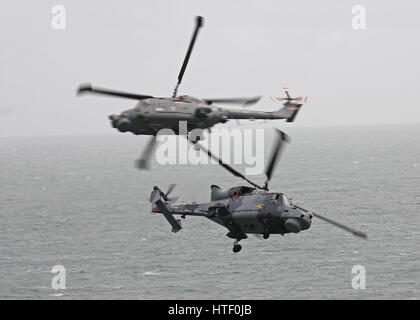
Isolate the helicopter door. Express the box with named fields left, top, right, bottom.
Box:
left=263, top=194, right=280, bottom=213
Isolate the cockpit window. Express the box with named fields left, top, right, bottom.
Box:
left=282, top=195, right=290, bottom=206
left=240, top=186, right=255, bottom=195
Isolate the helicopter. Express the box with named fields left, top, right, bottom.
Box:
left=76, top=16, right=307, bottom=169
left=149, top=129, right=367, bottom=253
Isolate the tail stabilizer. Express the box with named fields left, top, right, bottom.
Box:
left=155, top=200, right=182, bottom=233
left=271, top=89, right=307, bottom=122
left=272, top=101, right=304, bottom=122
left=285, top=102, right=303, bottom=122
left=149, top=186, right=182, bottom=232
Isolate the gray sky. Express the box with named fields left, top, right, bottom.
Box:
left=0, top=0, right=419, bottom=137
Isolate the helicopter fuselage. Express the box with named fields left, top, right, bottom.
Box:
left=110, top=97, right=222, bottom=135
left=108, top=96, right=292, bottom=136
left=77, top=15, right=307, bottom=170
left=150, top=185, right=313, bottom=240
left=147, top=127, right=367, bottom=253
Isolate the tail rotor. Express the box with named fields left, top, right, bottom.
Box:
left=271, top=88, right=308, bottom=104
left=163, top=184, right=179, bottom=203
left=271, top=88, right=307, bottom=122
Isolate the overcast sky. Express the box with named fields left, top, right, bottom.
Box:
left=0, top=0, right=419, bottom=137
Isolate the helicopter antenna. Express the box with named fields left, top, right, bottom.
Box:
left=172, top=16, right=204, bottom=98
left=190, top=128, right=289, bottom=191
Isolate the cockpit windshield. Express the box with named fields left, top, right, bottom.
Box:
left=271, top=193, right=283, bottom=204
left=178, top=95, right=202, bottom=103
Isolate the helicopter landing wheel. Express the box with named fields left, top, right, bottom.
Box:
left=232, top=239, right=242, bottom=253
left=232, top=244, right=242, bottom=253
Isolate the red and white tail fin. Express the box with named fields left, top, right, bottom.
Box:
left=270, top=88, right=307, bottom=122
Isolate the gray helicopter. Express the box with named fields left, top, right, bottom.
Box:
left=77, top=16, right=307, bottom=169
left=149, top=129, right=367, bottom=253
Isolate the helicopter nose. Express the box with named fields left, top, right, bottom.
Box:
left=109, top=115, right=132, bottom=132
left=298, top=211, right=312, bottom=231
left=283, top=208, right=312, bottom=233
left=284, top=218, right=302, bottom=233
left=116, top=118, right=132, bottom=132
left=108, top=114, right=119, bottom=125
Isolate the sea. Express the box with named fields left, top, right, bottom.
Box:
left=0, top=123, right=419, bottom=299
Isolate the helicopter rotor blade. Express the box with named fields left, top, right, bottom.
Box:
left=77, top=84, right=154, bottom=100
left=294, top=204, right=368, bottom=240
left=264, top=129, right=290, bottom=190
left=135, top=136, right=157, bottom=170
left=164, top=184, right=177, bottom=198
left=173, top=16, right=204, bottom=98
left=188, top=137, right=265, bottom=190
left=163, top=183, right=179, bottom=202
left=272, top=96, right=308, bottom=103
left=188, top=129, right=289, bottom=191
left=204, top=96, right=262, bottom=106
left=270, top=96, right=281, bottom=103
left=163, top=184, right=179, bottom=202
